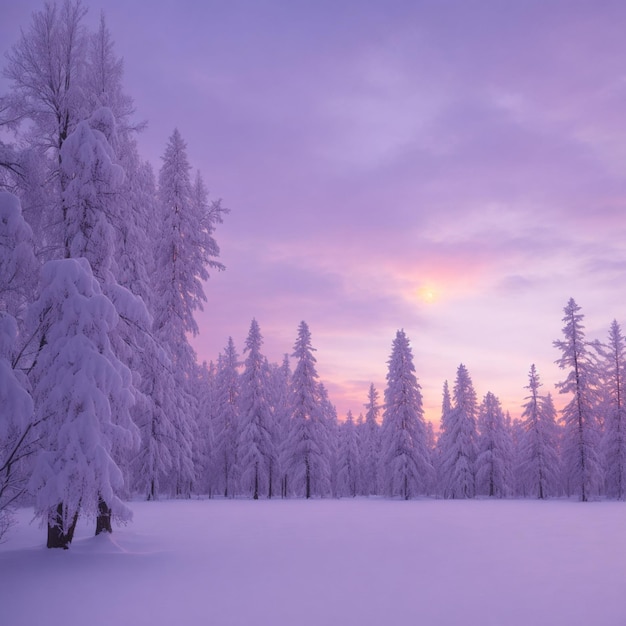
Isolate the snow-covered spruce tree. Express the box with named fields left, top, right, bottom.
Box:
left=599, top=320, right=626, bottom=499
left=285, top=321, right=331, bottom=498
left=517, top=365, right=561, bottom=499
left=214, top=337, right=241, bottom=497
left=434, top=380, right=452, bottom=494
left=0, top=191, right=38, bottom=537
left=318, top=382, right=338, bottom=497
left=238, top=319, right=276, bottom=499
left=28, top=259, right=138, bottom=548
left=438, top=364, right=478, bottom=499
left=336, top=411, right=360, bottom=497
left=359, top=383, right=381, bottom=495
left=149, top=129, right=224, bottom=497
left=194, top=361, right=217, bottom=497
left=553, top=298, right=602, bottom=501
left=475, top=392, right=512, bottom=498
left=272, top=354, right=292, bottom=498
left=379, top=330, right=433, bottom=500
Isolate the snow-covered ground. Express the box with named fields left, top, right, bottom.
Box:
left=1, top=498, right=625, bottom=626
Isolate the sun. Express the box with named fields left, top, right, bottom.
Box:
left=417, top=286, right=438, bottom=304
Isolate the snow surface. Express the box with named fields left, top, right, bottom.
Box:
left=1, top=499, right=625, bottom=626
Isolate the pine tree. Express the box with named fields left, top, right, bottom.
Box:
left=28, top=259, right=138, bottom=548
left=599, top=320, right=626, bottom=499
left=438, top=364, right=478, bottom=499
left=336, top=411, right=360, bottom=497
left=475, top=392, right=512, bottom=497
left=285, top=322, right=331, bottom=498
left=435, top=380, right=452, bottom=494
left=238, top=320, right=275, bottom=499
left=272, top=355, right=292, bottom=498
left=214, top=337, right=241, bottom=497
left=517, top=365, right=561, bottom=499
left=379, top=330, right=433, bottom=499
left=148, top=130, right=225, bottom=497
left=359, top=383, right=381, bottom=495
left=554, top=298, right=602, bottom=501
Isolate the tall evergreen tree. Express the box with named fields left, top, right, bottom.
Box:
left=214, top=337, right=241, bottom=497
left=599, top=320, right=626, bottom=499
left=359, top=383, right=381, bottom=495
left=336, top=411, right=360, bottom=497
left=379, top=330, right=433, bottom=499
left=554, top=298, right=602, bottom=501
left=438, top=364, right=478, bottom=499
left=238, top=320, right=275, bottom=499
left=475, top=392, right=512, bottom=498
left=272, top=355, right=292, bottom=498
left=284, top=321, right=331, bottom=498
left=517, top=365, right=561, bottom=499
left=28, top=259, right=138, bottom=548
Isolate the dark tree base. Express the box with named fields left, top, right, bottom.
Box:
left=95, top=497, right=112, bottom=535
left=47, top=503, right=78, bottom=549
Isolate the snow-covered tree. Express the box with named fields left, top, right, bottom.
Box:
left=284, top=321, right=331, bottom=498
left=359, top=383, right=381, bottom=495
left=214, top=337, right=241, bottom=497
left=0, top=191, right=38, bottom=539
left=28, top=259, right=138, bottom=548
left=517, top=365, right=560, bottom=499
left=438, top=364, right=478, bottom=499
left=379, top=330, right=433, bottom=499
left=599, top=320, right=626, bottom=499
left=3, top=1, right=88, bottom=157
left=336, top=411, right=360, bottom=497
left=238, top=320, right=275, bottom=499
left=434, top=380, right=452, bottom=493
left=154, top=129, right=224, bottom=344
left=475, top=392, right=512, bottom=498
left=554, top=298, right=602, bottom=501
left=60, top=108, right=124, bottom=276
left=272, top=354, right=292, bottom=498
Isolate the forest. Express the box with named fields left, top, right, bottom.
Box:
left=1, top=1, right=625, bottom=551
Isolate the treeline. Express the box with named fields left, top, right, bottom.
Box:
left=191, top=300, right=625, bottom=507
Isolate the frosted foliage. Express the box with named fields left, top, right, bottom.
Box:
left=238, top=320, right=275, bottom=498
left=554, top=299, right=602, bottom=501
left=3, top=1, right=88, bottom=153
left=475, top=392, right=512, bottom=498
left=518, top=365, right=561, bottom=499
left=379, top=330, right=433, bottom=499
left=214, top=338, right=241, bottom=498
left=154, top=130, right=223, bottom=340
left=84, top=14, right=134, bottom=128
left=28, top=259, right=137, bottom=531
left=0, top=314, right=33, bottom=438
left=600, top=320, right=626, bottom=499
left=359, top=383, right=381, bottom=495
left=60, top=114, right=124, bottom=279
left=438, top=364, right=478, bottom=499
left=285, top=322, right=332, bottom=498
left=336, top=411, right=360, bottom=497
left=0, top=192, right=37, bottom=318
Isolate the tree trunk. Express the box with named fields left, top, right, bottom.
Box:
left=305, top=457, right=311, bottom=499
left=47, top=503, right=78, bottom=549
left=95, top=496, right=112, bottom=535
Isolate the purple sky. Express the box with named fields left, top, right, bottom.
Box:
left=4, top=1, right=626, bottom=423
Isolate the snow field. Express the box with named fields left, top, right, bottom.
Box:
left=1, top=498, right=625, bottom=626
